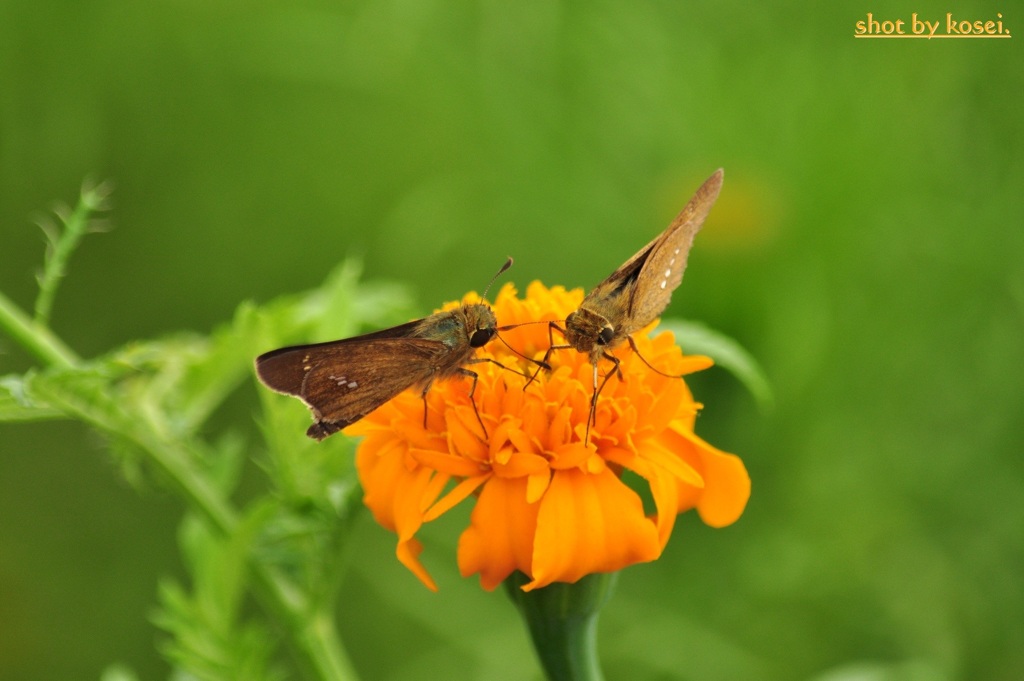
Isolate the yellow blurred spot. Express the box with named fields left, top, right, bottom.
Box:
left=655, top=169, right=783, bottom=252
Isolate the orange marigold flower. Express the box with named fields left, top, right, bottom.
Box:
left=345, top=281, right=750, bottom=592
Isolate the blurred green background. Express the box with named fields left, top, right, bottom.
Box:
left=2, top=0, right=1022, bottom=679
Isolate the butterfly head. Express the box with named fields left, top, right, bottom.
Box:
left=564, top=308, right=616, bottom=358
left=462, top=303, right=499, bottom=348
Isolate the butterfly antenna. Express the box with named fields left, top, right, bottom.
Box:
left=481, top=257, right=513, bottom=301
left=497, top=319, right=555, bottom=332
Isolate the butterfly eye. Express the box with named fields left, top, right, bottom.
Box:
left=470, top=327, right=495, bottom=348
left=597, top=326, right=615, bottom=345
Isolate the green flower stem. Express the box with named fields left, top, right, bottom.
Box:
left=0, top=289, right=80, bottom=367
left=505, top=571, right=618, bottom=681
left=292, top=611, right=359, bottom=681
left=3, top=299, right=358, bottom=681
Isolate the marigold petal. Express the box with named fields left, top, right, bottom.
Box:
left=392, top=417, right=446, bottom=452
left=549, top=442, right=593, bottom=470
left=526, top=470, right=552, bottom=503
left=699, top=456, right=749, bottom=527
left=500, top=376, right=529, bottom=411
left=624, top=445, right=681, bottom=547
left=679, top=354, right=715, bottom=374
left=669, top=427, right=751, bottom=527
left=639, top=438, right=705, bottom=489
left=596, top=402, right=637, bottom=447
left=458, top=476, right=539, bottom=591
left=357, top=440, right=446, bottom=590
left=391, top=467, right=433, bottom=542
left=389, top=467, right=440, bottom=590
left=591, top=394, right=629, bottom=443
left=585, top=453, right=607, bottom=475
left=487, top=418, right=517, bottom=460
left=445, top=407, right=488, bottom=461
left=356, top=441, right=407, bottom=532
left=600, top=446, right=636, bottom=471
left=517, top=395, right=549, bottom=436
left=396, top=537, right=438, bottom=592
left=424, top=474, right=490, bottom=522
left=419, top=470, right=451, bottom=513
left=493, top=450, right=550, bottom=478
left=688, top=437, right=750, bottom=528
left=524, top=468, right=660, bottom=591
left=507, top=426, right=540, bottom=456
left=410, top=447, right=485, bottom=478
left=546, top=405, right=574, bottom=450
left=644, top=377, right=688, bottom=436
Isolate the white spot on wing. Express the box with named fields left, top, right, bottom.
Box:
left=660, top=281, right=667, bottom=289
left=347, top=381, right=358, bottom=389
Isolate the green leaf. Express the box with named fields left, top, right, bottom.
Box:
left=25, top=364, right=140, bottom=435
left=167, top=300, right=288, bottom=435
left=657, top=318, right=774, bottom=408
left=252, top=258, right=416, bottom=351
left=0, top=373, right=64, bottom=421
left=154, top=510, right=286, bottom=681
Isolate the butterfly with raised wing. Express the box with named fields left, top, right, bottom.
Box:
left=539, top=169, right=724, bottom=439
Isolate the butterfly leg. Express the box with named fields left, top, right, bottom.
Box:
left=626, top=335, right=677, bottom=378
left=468, top=356, right=533, bottom=382
left=583, top=351, right=622, bottom=445
left=454, top=367, right=488, bottom=439
left=527, top=321, right=571, bottom=387
left=419, top=379, right=436, bottom=429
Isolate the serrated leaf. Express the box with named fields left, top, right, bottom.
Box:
left=33, top=180, right=112, bottom=325
left=0, top=374, right=64, bottom=421
left=26, top=365, right=139, bottom=434
left=658, top=318, right=774, bottom=408
left=252, top=258, right=415, bottom=352
left=171, top=302, right=270, bottom=434
left=155, top=511, right=285, bottom=681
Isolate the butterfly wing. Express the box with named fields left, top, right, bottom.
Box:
left=623, top=168, right=723, bottom=332
left=573, top=221, right=665, bottom=337
left=580, top=229, right=660, bottom=307
left=255, top=332, right=449, bottom=438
